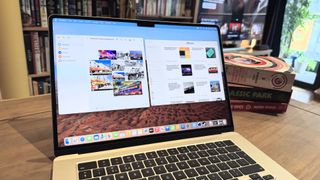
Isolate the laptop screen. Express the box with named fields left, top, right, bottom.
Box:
left=51, top=17, right=232, bottom=148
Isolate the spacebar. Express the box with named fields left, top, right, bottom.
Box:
left=239, top=164, right=265, bottom=175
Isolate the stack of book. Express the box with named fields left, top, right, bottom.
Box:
left=32, top=76, right=51, bottom=95
left=224, top=53, right=295, bottom=114
left=20, top=0, right=120, bottom=27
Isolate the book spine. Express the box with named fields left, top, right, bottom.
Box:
left=87, top=0, right=92, bottom=16
left=225, top=64, right=295, bottom=92
left=95, top=0, right=102, bottom=16
left=34, top=0, right=41, bottom=26
left=165, top=0, right=171, bottom=16
left=30, top=0, right=37, bottom=26
left=64, top=0, right=69, bottom=15
left=68, top=0, right=77, bottom=15
left=76, top=0, right=82, bottom=15
left=46, top=0, right=55, bottom=17
left=171, top=0, right=177, bottom=16
left=39, top=34, right=46, bottom=72
left=180, top=0, right=186, bottom=16
left=39, top=0, right=48, bottom=27
left=44, top=35, right=50, bottom=72
left=82, top=0, right=88, bottom=16
left=32, top=80, right=39, bottom=95
left=30, top=32, right=41, bottom=74
left=101, top=0, right=108, bottom=16
left=230, top=100, right=288, bottom=113
left=176, top=0, right=181, bottom=17
left=228, top=85, right=292, bottom=103
left=23, top=33, right=35, bottom=74
left=38, top=80, right=45, bottom=94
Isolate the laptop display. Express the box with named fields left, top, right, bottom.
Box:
left=51, top=17, right=232, bottom=148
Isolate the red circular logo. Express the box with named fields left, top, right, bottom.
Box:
left=271, top=73, right=287, bottom=89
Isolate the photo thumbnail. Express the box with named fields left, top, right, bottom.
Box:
left=112, top=60, right=125, bottom=71
left=206, top=48, right=216, bottom=58
left=181, top=64, right=193, bottom=76
left=208, top=67, right=218, bottom=74
left=179, top=47, right=190, bottom=59
left=125, top=66, right=144, bottom=80
left=210, top=81, right=221, bottom=92
left=113, top=81, right=142, bottom=96
left=112, top=72, right=126, bottom=82
left=116, top=51, right=130, bottom=60
left=129, top=50, right=143, bottom=60
left=89, top=60, right=112, bottom=75
left=98, top=50, right=117, bottom=59
left=90, top=75, right=113, bottom=91
left=183, top=82, right=195, bottom=94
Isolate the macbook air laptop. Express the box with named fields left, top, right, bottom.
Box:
left=49, top=15, right=296, bottom=180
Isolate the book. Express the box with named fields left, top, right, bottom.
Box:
left=76, top=0, right=82, bottom=15
left=46, top=0, right=56, bottom=16
left=87, top=0, right=92, bottom=16
left=30, top=32, right=41, bottom=74
left=30, top=0, right=37, bottom=26
left=64, top=0, right=69, bottom=15
left=39, top=34, right=46, bottom=72
left=228, top=83, right=292, bottom=103
left=23, top=33, right=34, bottom=74
left=20, top=0, right=32, bottom=26
left=44, top=35, right=50, bottom=72
left=224, top=53, right=295, bottom=92
left=82, top=0, right=88, bottom=16
left=32, top=80, right=39, bottom=95
left=39, top=0, right=48, bottom=27
left=68, top=0, right=77, bottom=15
left=34, top=0, right=41, bottom=26
left=230, top=100, right=288, bottom=113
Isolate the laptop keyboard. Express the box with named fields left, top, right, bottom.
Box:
left=77, top=140, right=274, bottom=180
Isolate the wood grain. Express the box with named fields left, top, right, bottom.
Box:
left=0, top=95, right=320, bottom=179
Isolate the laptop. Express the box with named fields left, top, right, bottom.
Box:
left=49, top=15, right=296, bottom=180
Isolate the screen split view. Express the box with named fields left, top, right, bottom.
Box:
left=53, top=19, right=229, bottom=146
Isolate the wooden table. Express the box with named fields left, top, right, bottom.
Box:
left=1, top=95, right=320, bottom=180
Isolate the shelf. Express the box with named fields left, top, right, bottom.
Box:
left=136, top=15, right=193, bottom=20
left=29, top=72, right=50, bottom=78
left=23, top=26, right=48, bottom=32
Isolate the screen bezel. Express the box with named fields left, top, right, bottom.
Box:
left=49, top=15, right=234, bottom=157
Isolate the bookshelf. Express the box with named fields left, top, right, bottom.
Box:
left=19, top=0, right=201, bottom=96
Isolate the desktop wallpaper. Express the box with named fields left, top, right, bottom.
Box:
left=57, top=101, right=231, bottom=146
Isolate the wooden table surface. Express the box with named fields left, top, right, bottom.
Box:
left=1, top=95, right=320, bottom=180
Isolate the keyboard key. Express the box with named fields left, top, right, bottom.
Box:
left=229, top=169, right=242, bottom=177
left=161, top=173, right=174, bottom=180
left=156, top=150, right=169, bottom=157
left=135, top=153, right=147, bottom=161
left=144, top=159, right=157, bottom=167
left=222, top=140, right=234, bottom=146
left=119, top=164, right=132, bottom=172
left=206, top=164, right=219, bottom=173
left=115, top=173, right=129, bottom=180
left=146, top=152, right=158, bottom=159
left=187, top=145, right=198, bottom=152
left=227, top=153, right=239, bottom=160
left=218, top=171, right=232, bottom=179
left=141, top=168, right=155, bottom=177
left=236, top=158, right=249, bottom=166
left=111, top=157, right=123, bottom=165
left=239, top=164, right=264, bottom=175
left=98, top=159, right=111, bottom=167
left=187, top=160, right=201, bottom=167
left=207, top=173, right=222, bottom=180
left=206, top=149, right=218, bottom=156
left=177, top=161, right=190, bottom=170
left=177, top=147, right=189, bottom=153
left=236, top=152, right=256, bottom=164
left=196, top=176, right=209, bottom=180
left=165, top=164, right=178, bottom=172
left=106, top=166, right=120, bottom=174
left=167, top=148, right=179, bottom=155
left=227, top=161, right=240, bottom=168
left=155, top=158, right=168, bottom=165
left=217, top=162, right=230, bottom=170
left=208, top=156, right=220, bottom=164
left=148, top=176, right=161, bottom=180
left=198, top=158, right=211, bottom=165
left=132, top=161, right=145, bottom=170
left=249, top=174, right=261, bottom=179
left=177, top=154, right=189, bottom=161
left=153, top=165, right=167, bottom=174
left=173, top=171, right=187, bottom=180
left=185, top=169, right=198, bottom=178
left=93, top=168, right=106, bottom=177
left=89, top=178, right=100, bottom=180
left=187, top=152, right=200, bottom=159
left=123, top=155, right=135, bottom=163
left=128, top=170, right=142, bottom=179
left=225, top=146, right=241, bottom=153
left=101, top=175, right=115, bottom=180
left=79, top=170, right=92, bottom=179
left=205, top=143, right=217, bottom=149
left=215, top=141, right=226, bottom=147
left=216, top=148, right=228, bottom=154
left=217, top=154, right=230, bottom=161
left=195, top=167, right=209, bottom=175
left=78, top=161, right=97, bottom=171
left=196, top=144, right=208, bottom=150
left=197, top=151, right=209, bottom=157
left=263, top=174, right=275, bottom=180
left=166, top=156, right=179, bottom=163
